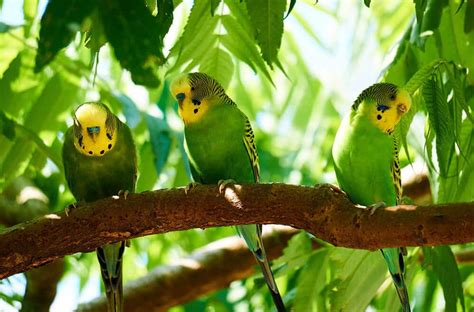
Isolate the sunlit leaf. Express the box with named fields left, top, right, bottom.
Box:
left=245, top=0, right=286, bottom=68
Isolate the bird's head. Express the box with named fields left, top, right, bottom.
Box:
left=354, top=83, right=412, bottom=134
left=170, top=72, right=230, bottom=125
left=72, top=102, right=117, bottom=157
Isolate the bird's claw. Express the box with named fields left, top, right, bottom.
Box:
left=65, top=203, right=77, bottom=217
left=114, top=190, right=129, bottom=200
left=328, top=184, right=345, bottom=195
left=218, top=179, right=236, bottom=194
left=368, top=202, right=386, bottom=215
left=184, top=182, right=200, bottom=195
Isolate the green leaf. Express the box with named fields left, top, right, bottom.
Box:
left=199, top=46, right=234, bottom=90
left=421, top=0, right=449, bottom=34
left=0, top=111, right=15, bottom=140
left=364, top=0, right=371, bottom=8
left=415, top=0, right=428, bottom=26
left=145, top=114, right=172, bottom=176
left=285, top=0, right=297, bottom=18
left=99, top=0, right=174, bottom=87
left=245, top=0, right=286, bottom=68
left=23, top=0, right=38, bottom=36
left=136, top=142, right=158, bottom=192
left=464, top=0, right=474, bottom=33
left=423, top=77, right=454, bottom=177
left=168, top=0, right=218, bottom=73
left=35, top=0, right=98, bottom=72
left=210, top=0, right=221, bottom=16
left=431, top=246, right=465, bottom=311
left=83, top=9, right=107, bottom=53
left=294, top=249, right=329, bottom=311
left=115, top=93, right=142, bottom=129
left=329, top=249, right=387, bottom=312
left=404, top=59, right=445, bottom=95
left=220, top=15, right=273, bottom=83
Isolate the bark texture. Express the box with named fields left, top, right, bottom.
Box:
left=1, top=183, right=473, bottom=279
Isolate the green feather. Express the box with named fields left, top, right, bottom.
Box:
left=177, top=73, right=286, bottom=312
left=62, top=103, right=137, bottom=312
left=332, top=83, right=411, bottom=312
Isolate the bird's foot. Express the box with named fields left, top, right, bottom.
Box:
left=113, top=190, right=129, bottom=200
left=368, top=202, right=386, bottom=215
left=184, top=182, right=200, bottom=195
left=218, top=179, right=236, bottom=194
left=65, top=203, right=77, bottom=217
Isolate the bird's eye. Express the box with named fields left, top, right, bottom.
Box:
left=377, top=104, right=389, bottom=112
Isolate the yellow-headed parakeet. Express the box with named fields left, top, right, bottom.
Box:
left=170, top=73, right=286, bottom=312
left=62, top=102, right=137, bottom=312
left=332, top=83, right=412, bottom=311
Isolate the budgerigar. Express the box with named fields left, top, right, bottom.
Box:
left=170, top=73, right=286, bottom=312
left=332, top=83, right=412, bottom=311
left=62, top=102, right=137, bottom=312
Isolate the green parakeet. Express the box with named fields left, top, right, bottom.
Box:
left=332, top=83, right=412, bottom=311
left=171, top=73, right=286, bottom=312
left=62, top=102, right=137, bottom=312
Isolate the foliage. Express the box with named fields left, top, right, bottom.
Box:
left=0, top=0, right=473, bottom=311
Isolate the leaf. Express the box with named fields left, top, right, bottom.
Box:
left=115, top=93, right=142, bottom=129
left=210, top=0, right=221, bottom=16
left=329, top=249, right=387, bottom=312
left=167, top=0, right=218, bottom=73
left=285, top=0, right=297, bottom=18
left=423, top=77, right=454, bottom=177
left=415, top=0, right=428, bottom=26
left=294, top=249, right=329, bottom=311
left=145, top=114, right=172, bottom=176
left=99, top=0, right=174, bottom=87
left=136, top=142, right=158, bottom=193
left=404, top=59, right=445, bottom=95
left=83, top=9, right=107, bottom=53
left=421, top=0, right=449, bottom=33
left=35, top=0, right=98, bottom=72
left=199, top=46, right=234, bottom=90
left=245, top=0, right=286, bottom=68
left=431, top=246, right=465, bottom=311
left=0, top=111, right=15, bottom=140
left=364, top=0, right=371, bottom=8
left=220, top=15, right=273, bottom=83
left=0, top=22, right=21, bottom=33
left=464, top=0, right=474, bottom=33
left=23, top=0, right=38, bottom=36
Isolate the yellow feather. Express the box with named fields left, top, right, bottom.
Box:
left=170, top=75, right=210, bottom=125
left=362, top=88, right=412, bottom=133
left=73, top=103, right=117, bottom=157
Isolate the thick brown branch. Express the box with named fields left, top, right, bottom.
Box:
left=77, top=226, right=300, bottom=312
left=1, top=183, right=473, bottom=279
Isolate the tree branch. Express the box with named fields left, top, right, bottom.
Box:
left=1, top=183, right=473, bottom=279
left=77, top=226, right=300, bottom=312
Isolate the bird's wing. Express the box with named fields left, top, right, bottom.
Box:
left=391, top=137, right=402, bottom=204
left=242, top=117, right=260, bottom=183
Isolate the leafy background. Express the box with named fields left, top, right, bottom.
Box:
left=0, top=0, right=473, bottom=311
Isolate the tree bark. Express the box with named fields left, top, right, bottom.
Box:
left=1, top=183, right=473, bottom=279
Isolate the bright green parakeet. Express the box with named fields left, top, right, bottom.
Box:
left=332, top=83, right=412, bottom=311
left=62, top=102, right=137, bottom=312
left=171, top=73, right=286, bottom=312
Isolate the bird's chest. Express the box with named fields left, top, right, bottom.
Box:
left=184, top=113, right=250, bottom=183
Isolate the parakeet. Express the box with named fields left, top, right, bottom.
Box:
left=62, top=102, right=137, bottom=312
left=171, top=73, right=286, bottom=312
left=332, top=83, right=412, bottom=311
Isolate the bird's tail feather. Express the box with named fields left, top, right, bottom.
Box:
left=381, top=248, right=411, bottom=312
left=237, top=224, right=286, bottom=312
left=97, top=242, right=125, bottom=312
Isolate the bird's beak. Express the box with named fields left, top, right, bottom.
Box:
left=397, top=104, right=407, bottom=114
left=87, top=126, right=100, bottom=141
